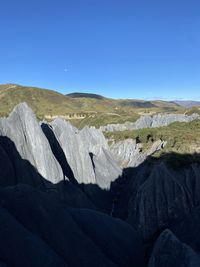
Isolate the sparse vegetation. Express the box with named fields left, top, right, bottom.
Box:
left=70, top=113, right=140, bottom=128
left=185, top=106, right=200, bottom=116
left=105, top=119, right=200, bottom=155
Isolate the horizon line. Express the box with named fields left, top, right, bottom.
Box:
left=1, top=82, right=200, bottom=102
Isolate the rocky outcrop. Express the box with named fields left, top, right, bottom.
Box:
left=148, top=229, right=200, bottom=267
left=50, top=118, right=96, bottom=185
left=45, top=118, right=122, bottom=189
left=1, top=102, right=200, bottom=266
left=110, top=138, right=166, bottom=168
left=0, top=103, right=64, bottom=187
left=0, top=103, right=96, bottom=209
left=0, top=103, right=121, bottom=190
left=100, top=113, right=199, bottom=132
left=127, top=162, right=200, bottom=241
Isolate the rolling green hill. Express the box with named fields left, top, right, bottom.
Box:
left=0, top=83, right=184, bottom=127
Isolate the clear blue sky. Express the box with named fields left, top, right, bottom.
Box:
left=0, top=0, right=200, bottom=100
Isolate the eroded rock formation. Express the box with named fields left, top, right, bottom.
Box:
left=100, top=113, right=199, bottom=132
left=0, top=102, right=200, bottom=267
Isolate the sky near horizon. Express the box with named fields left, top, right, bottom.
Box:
left=0, top=0, right=200, bottom=100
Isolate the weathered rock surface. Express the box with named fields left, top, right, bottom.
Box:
left=80, top=125, right=108, bottom=149
left=127, top=162, right=200, bottom=241
left=50, top=118, right=96, bottom=185
left=100, top=113, right=199, bottom=132
left=0, top=103, right=96, bottom=209
left=1, top=102, right=200, bottom=266
left=110, top=138, right=166, bottom=168
left=0, top=103, right=64, bottom=186
left=148, top=229, right=200, bottom=267
left=46, top=118, right=122, bottom=189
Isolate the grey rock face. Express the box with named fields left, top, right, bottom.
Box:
left=148, top=230, right=200, bottom=267
left=80, top=125, right=108, bottom=149
left=51, top=118, right=96, bottom=185
left=151, top=113, right=199, bottom=128
left=133, top=115, right=152, bottom=129
left=127, top=162, right=200, bottom=241
left=50, top=119, right=122, bottom=189
left=110, top=139, right=140, bottom=167
left=100, top=113, right=199, bottom=132
left=0, top=103, right=64, bottom=186
left=91, top=146, right=122, bottom=189
left=110, top=139, right=166, bottom=168
left=80, top=126, right=122, bottom=188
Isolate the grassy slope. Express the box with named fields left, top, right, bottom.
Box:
left=0, top=84, right=183, bottom=127
left=0, top=84, right=80, bottom=116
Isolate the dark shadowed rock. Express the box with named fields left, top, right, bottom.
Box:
left=0, top=184, right=145, bottom=267
left=0, top=207, right=68, bottom=267
left=171, top=206, right=200, bottom=252
left=148, top=229, right=200, bottom=267
left=126, top=161, right=200, bottom=241
left=0, top=262, right=9, bottom=267
left=0, top=143, right=15, bottom=186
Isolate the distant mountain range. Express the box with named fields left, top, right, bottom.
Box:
left=66, top=93, right=200, bottom=109
left=174, top=100, right=200, bottom=108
